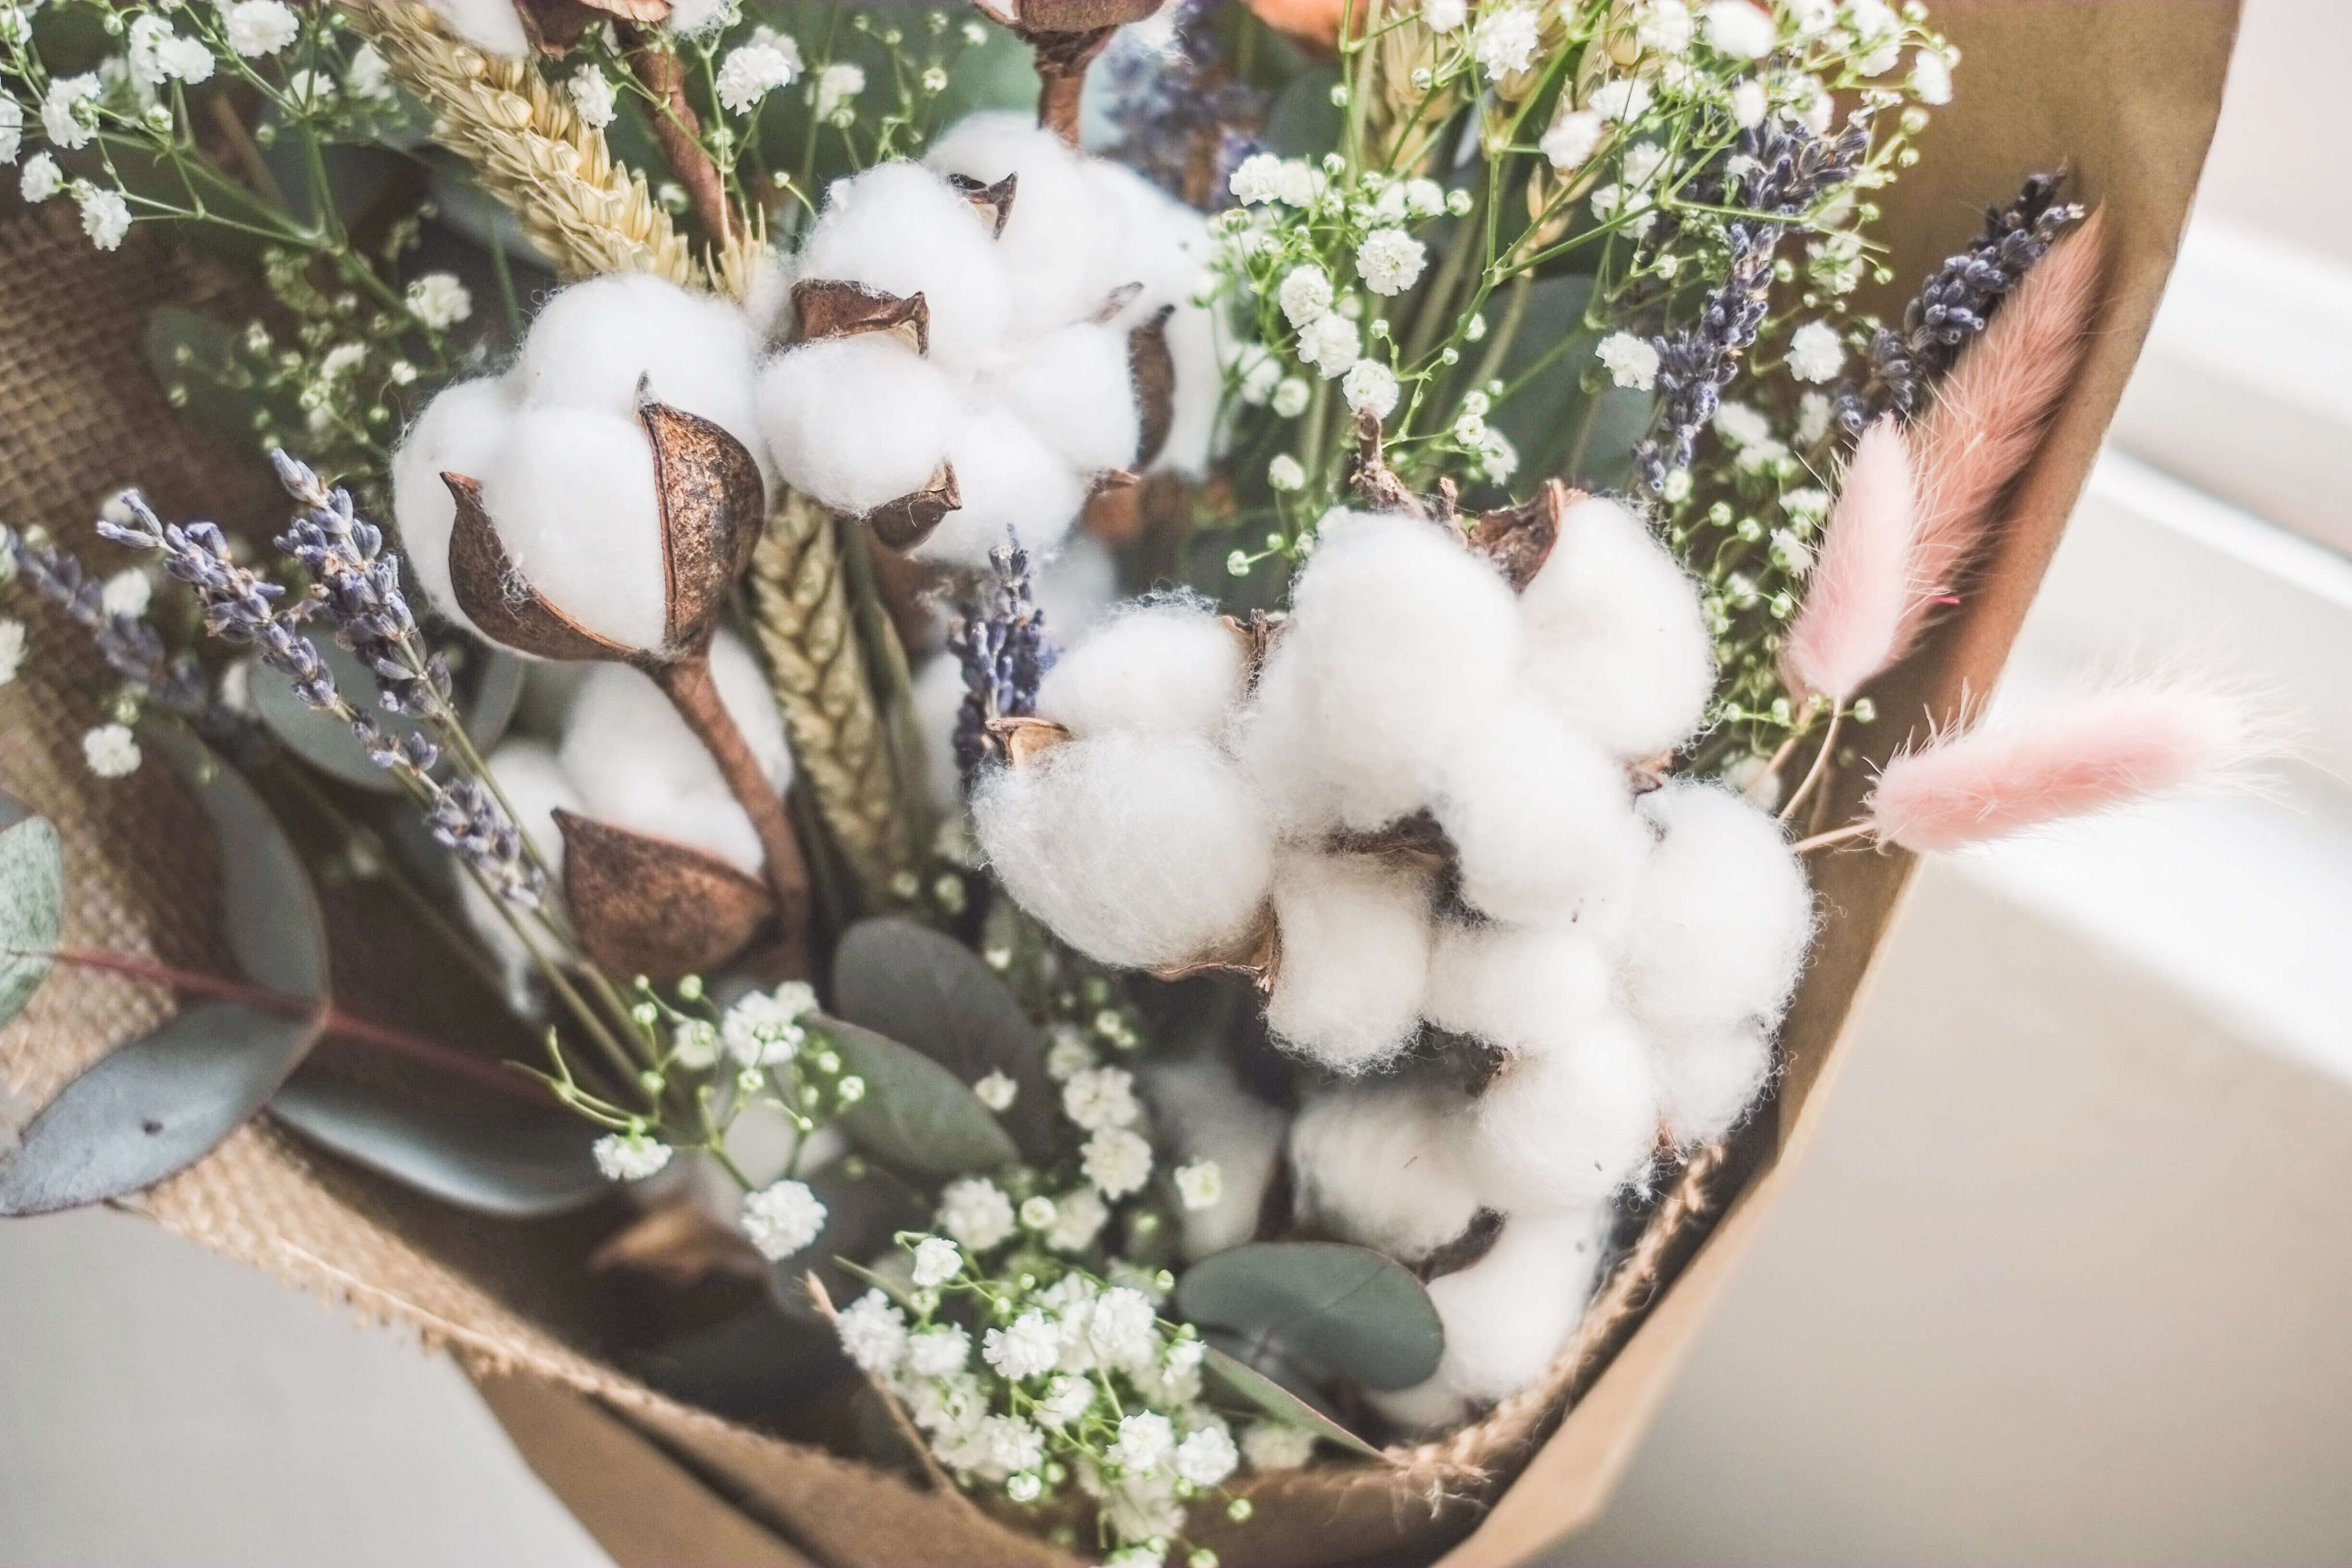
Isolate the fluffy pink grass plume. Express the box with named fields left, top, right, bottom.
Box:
left=1865, top=675, right=2269, bottom=853
left=1900, top=207, right=2108, bottom=659
left=1781, top=418, right=1918, bottom=701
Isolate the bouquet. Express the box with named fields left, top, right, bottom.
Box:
left=0, top=0, right=2247, bottom=1562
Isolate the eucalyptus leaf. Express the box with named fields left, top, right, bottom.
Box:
left=0, top=733, right=328, bottom=1215
left=269, top=1071, right=605, bottom=1219
left=636, top=1300, right=841, bottom=1420
left=0, top=795, right=62, bottom=1030
left=1200, top=1342, right=1384, bottom=1460
left=830, top=918, right=1054, bottom=1157
left=1260, top=64, right=1345, bottom=160
left=819, top=1016, right=1020, bottom=1178
left=253, top=640, right=525, bottom=793
left=1177, top=1241, right=1444, bottom=1391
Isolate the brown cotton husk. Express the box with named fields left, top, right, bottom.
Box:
left=982, top=715, right=1071, bottom=766
left=1347, top=408, right=1428, bottom=518
left=1127, top=304, right=1178, bottom=470
left=443, top=474, right=636, bottom=663
left=863, top=467, right=961, bottom=552
left=554, top=809, right=774, bottom=984
left=1469, top=478, right=1583, bottom=593
left=944, top=171, right=1020, bottom=238
left=590, top=1199, right=768, bottom=1288
left=0, top=5, right=2239, bottom=1566
left=790, top=279, right=932, bottom=355
left=512, top=0, right=670, bottom=57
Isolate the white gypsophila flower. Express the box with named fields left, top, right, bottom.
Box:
left=721, top=980, right=816, bottom=1064
left=1910, top=48, right=1953, bottom=104
left=1228, top=151, right=1283, bottom=204
left=81, top=723, right=141, bottom=778
left=973, top=1070, right=1018, bottom=1111
left=716, top=41, right=800, bottom=113
left=938, top=1175, right=1017, bottom=1250
left=1470, top=5, right=1540, bottom=80
left=1421, top=0, right=1465, bottom=32
left=1479, top=428, right=1519, bottom=483
left=1701, top=0, right=1774, bottom=59
left=318, top=342, right=366, bottom=382
left=1175, top=1424, right=1239, bottom=1487
left=348, top=42, right=394, bottom=99
left=1356, top=228, right=1426, bottom=296
left=41, top=74, right=100, bottom=152
left=1086, top=1286, right=1157, bottom=1368
left=1370, top=181, right=1409, bottom=224
left=99, top=568, right=152, bottom=618
left=671, top=1018, right=719, bottom=1069
left=591, top=1132, right=672, bottom=1182
left=1596, top=331, right=1659, bottom=390
left=1341, top=359, right=1399, bottom=420
left=405, top=273, right=472, bottom=328
left=1174, top=1160, right=1223, bottom=1211
left=1270, top=376, right=1312, bottom=419
left=1796, top=390, right=1833, bottom=445
left=1788, top=76, right=1833, bottom=134
left=740, top=1178, right=827, bottom=1260
left=1539, top=107, right=1605, bottom=171
left=911, top=1234, right=962, bottom=1287
left=1241, top=1420, right=1316, bottom=1470
left=284, top=68, right=337, bottom=110
left=1635, top=0, right=1693, bottom=52
left=1770, top=525, right=1815, bottom=575
left=0, top=621, right=25, bottom=686
left=835, top=1288, right=908, bottom=1373
left=1713, top=399, right=1771, bottom=446
left=981, top=1308, right=1062, bottom=1380
left=127, top=15, right=173, bottom=88
left=223, top=0, right=300, bottom=57
left=1061, top=1065, right=1140, bottom=1132
left=0, top=98, right=18, bottom=164
left=1452, top=412, right=1487, bottom=446
left=1296, top=313, right=1361, bottom=378
left=1730, top=76, right=1768, bottom=127
left=1271, top=157, right=1321, bottom=207
left=1587, top=76, right=1653, bottom=122
left=1266, top=454, right=1306, bottom=493
left=1786, top=319, right=1846, bottom=382
left=1043, top=1023, right=1095, bottom=1079
left=1082, top=1126, right=1152, bottom=1199
left=1046, top=1186, right=1108, bottom=1252
left=981, top=1414, right=1046, bottom=1474
left=1238, top=351, right=1283, bottom=408
left=1622, top=141, right=1668, bottom=188
left=814, top=61, right=864, bottom=119
left=569, top=65, right=618, bottom=129
left=1848, top=0, right=1900, bottom=42
left=906, top=1323, right=971, bottom=1377
left=1735, top=436, right=1791, bottom=473
left=1108, top=1411, right=1175, bottom=1477
left=1786, top=0, right=1833, bottom=33
left=1404, top=176, right=1446, bottom=218
left=1036, top=1373, right=1094, bottom=1429
left=1019, top=1195, right=1057, bottom=1231
left=1781, top=487, right=1831, bottom=520
left=1277, top=264, right=1333, bottom=328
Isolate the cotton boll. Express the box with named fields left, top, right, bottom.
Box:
left=458, top=741, right=579, bottom=1015
left=424, top=0, right=528, bottom=55
left=662, top=0, right=729, bottom=33
left=798, top=162, right=1013, bottom=373
left=477, top=407, right=667, bottom=651
left=1652, top=1021, right=1771, bottom=1148
left=513, top=274, right=766, bottom=470
left=983, top=323, right=1142, bottom=474
left=390, top=375, right=519, bottom=639
left=1368, top=1206, right=1612, bottom=1432
left=1235, top=512, right=1518, bottom=833
left=1421, top=921, right=1612, bottom=1055
left=1143, top=1054, right=1289, bottom=1260
left=1034, top=599, right=1244, bottom=740
left=1461, top=1013, right=1658, bottom=1211
left=912, top=652, right=970, bottom=814
left=1264, top=850, right=1432, bottom=1073
left=1434, top=697, right=1646, bottom=927
left=973, top=731, right=1275, bottom=970
left=1084, top=160, right=1225, bottom=477
left=926, top=114, right=1127, bottom=333
left=1033, top=533, right=1119, bottom=642
left=758, top=336, right=961, bottom=515
left=922, top=405, right=1086, bottom=567
left=1287, top=1083, right=1480, bottom=1263
left=1616, top=780, right=1813, bottom=1036
left=1518, top=497, right=1714, bottom=760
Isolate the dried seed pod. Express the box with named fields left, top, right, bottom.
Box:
left=1469, top=477, right=1583, bottom=591
left=984, top=714, right=1073, bottom=766
left=1345, top=408, right=1428, bottom=518
left=1128, top=304, right=1178, bottom=470
left=512, top=0, right=668, bottom=54
left=944, top=171, right=1020, bottom=237
left=555, top=808, right=776, bottom=982
left=789, top=279, right=931, bottom=355
left=866, top=466, right=962, bottom=551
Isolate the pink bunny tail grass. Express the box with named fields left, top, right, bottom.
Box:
left=1864, top=675, right=2276, bottom=854
left=1898, top=207, right=2109, bottom=658
left=1781, top=417, right=1920, bottom=702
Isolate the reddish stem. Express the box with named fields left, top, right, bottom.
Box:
left=628, top=36, right=733, bottom=246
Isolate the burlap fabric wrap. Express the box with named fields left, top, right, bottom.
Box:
left=0, top=3, right=2238, bottom=1562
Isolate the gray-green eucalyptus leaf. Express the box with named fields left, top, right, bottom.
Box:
left=0, top=795, right=62, bottom=1030
left=268, top=1071, right=604, bottom=1219
left=1177, top=1241, right=1444, bottom=1392
left=1200, top=1342, right=1383, bottom=1460
left=819, top=1016, right=1020, bottom=1178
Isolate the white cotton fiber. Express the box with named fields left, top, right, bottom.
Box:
left=757, top=336, right=961, bottom=516
left=662, top=0, right=729, bottom=33
left=1614, top=780, right=1813, bottom=1036
left=1034, top=598, right=1244, bottom=741
left=1652, top=1021, right=1771, bottom=1148
left=1518, top=497, right=1715, bottom=760
left=983, top=323, right=1143, bottom=474
left=390, top=374, right=519, bottom=640
left=1368, top=1205, right=1612, bottom=1432
left=1084, top=158, right=1226, bottom=477
left=476, top=406, right=668, bottom=651
left=1287, top=1083, right=1480, bottom=1264
left=1264, top=850, right=1433, bottom=1073
left=1434, top=696, right=1647, bottom=928
left=425, top=0, right=528, bottom=55
left=972, top=731, right=1276, bottom=970
left=1235, top=512, right=1519, bottom=834
left=922, top=405, right=1086, bottom=567
left=912, top=652, right=969, bottom=814
left=513, top=273, right=767, bottom=471
left=459, top=740, right=579, bottom=1016
left=1034, top=533, right=1119, bottom=643
left=1143, top=1054, right=1289, bottom=1260
left=1421, top=921, right=1613, bottom=1056
left=926, top=113, right=1127, bottom=334
left=1461, top=1013, right=1658, bottom=1211
left=797, top=162, right=1013, bottom=374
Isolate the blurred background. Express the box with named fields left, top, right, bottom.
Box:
left=3, top=0, right=2347, bottom=1562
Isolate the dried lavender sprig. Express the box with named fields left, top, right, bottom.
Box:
left=1100, top=0, right=1267, bottom=204
left=1834, top=172, right=2084, bottom=432
left=270, top=449, right=452, bottom=718
left=2, top=522, right=216, bottom=723
left=1634, top=114, right=1876, bottom=493
left=946, top=534, right=1058, bottom=786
